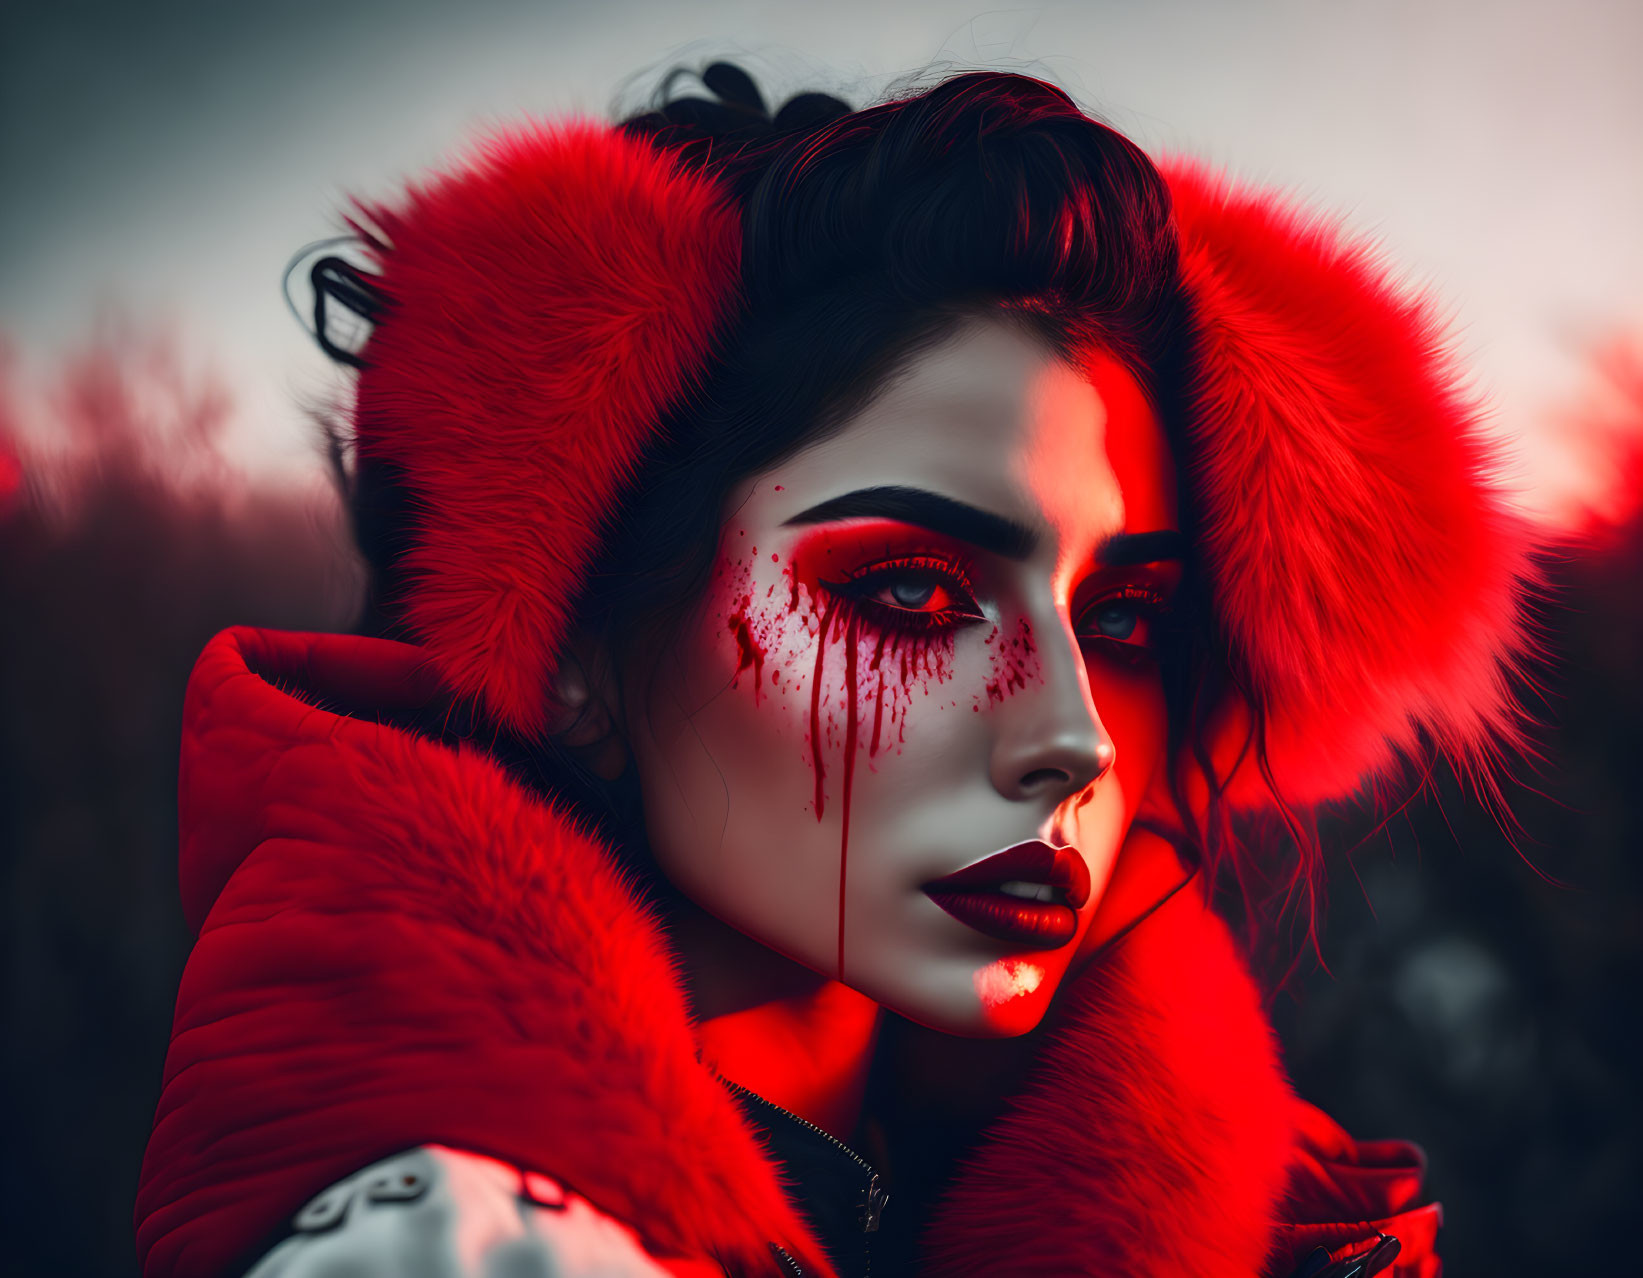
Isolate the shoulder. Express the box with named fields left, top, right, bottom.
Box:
left=244, top=1146, right=722, bottom=1278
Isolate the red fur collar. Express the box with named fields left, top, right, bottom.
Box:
left=137, top=628, right=1427, bottom=1278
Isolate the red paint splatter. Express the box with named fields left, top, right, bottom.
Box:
left=747, top=565, right=963, bottom=977
left=736, top=544, right=966, bottom=922
left=983, top=616, right=1041, bottom=707
left=727, top=612, right=766, bottom=702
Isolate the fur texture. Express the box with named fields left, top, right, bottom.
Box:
left=136, top=630, right=1438, bottom=1277
left=351, top=122, right=739, bottom=739
left=350, top=122, right=1531, bottom=810
left=920, top=885, right=1296, bottom=1276
left=139, top=629, right=832, bottom=1278
left=1164, top=160, right=1533, bottom=805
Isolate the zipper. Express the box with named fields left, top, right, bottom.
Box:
left=719, top=1075, right=877, bottom=1177
left=719, top=1074, right=890, bottom=1239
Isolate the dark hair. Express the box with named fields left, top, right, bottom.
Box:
left=335, top=64, right=1272, bottom=937
left=595, top=66, right=1184, bottom=645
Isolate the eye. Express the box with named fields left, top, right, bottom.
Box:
left=1088, top=601, right=1140, bottom=641
left=887, top=578, right=935, bottom=608
left=874, top=573, right=951, bottom=612
left=825, top=555, right=986, bottom=630
left=1075, top=586, right=1167, bottom=649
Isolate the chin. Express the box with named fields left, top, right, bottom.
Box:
left=854, top=950, right=1068, bottom=1038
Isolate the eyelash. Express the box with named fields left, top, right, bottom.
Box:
left=821, top=554, right=986, bottom=633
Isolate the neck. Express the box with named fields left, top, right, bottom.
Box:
left=664, top=889, right=881, bottom=1143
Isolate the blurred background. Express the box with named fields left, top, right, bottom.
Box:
left=2, top=2, right=1639, bottom=1274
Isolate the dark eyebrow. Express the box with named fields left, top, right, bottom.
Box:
left=1097, top=529, right=1189, bottom=567
left=781, top=486, right=1037, bottom=560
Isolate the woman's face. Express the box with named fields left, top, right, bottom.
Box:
left=625, top=317, right=1182, bottom=1036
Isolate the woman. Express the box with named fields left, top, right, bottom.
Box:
left=135, top=66, right=1529, bottom=1277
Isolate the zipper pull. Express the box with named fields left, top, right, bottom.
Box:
left=861, top=1173, right=889, bottom=1233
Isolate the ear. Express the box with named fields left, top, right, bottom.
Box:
left=546, top=632, right=630, bottom=782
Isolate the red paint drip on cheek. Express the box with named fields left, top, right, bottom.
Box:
left=837, top=611, right=860, bottom=982
left=786, top=575, right=963, bottom=981
left=868, top=630, right=889, bottom=756
left=791, top=586, right=867, bottom=981
left=809, top=596, right=839, bottom=820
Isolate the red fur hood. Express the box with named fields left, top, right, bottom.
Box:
left=343, top=118, right=1532, bottom=814
left=135, top=628, right=1441, bottom=1277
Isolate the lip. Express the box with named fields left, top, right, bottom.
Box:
left=922, top=840, right=1093, bottom=950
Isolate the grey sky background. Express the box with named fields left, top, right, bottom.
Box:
left=4, top=0, right=1640, bottom=512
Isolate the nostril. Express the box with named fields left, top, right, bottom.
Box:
left=1019, top=766, right=1072, bottom=790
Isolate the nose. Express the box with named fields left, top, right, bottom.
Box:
left=987, top=619, right=1115, bottom=804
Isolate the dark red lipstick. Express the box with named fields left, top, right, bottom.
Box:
left=923, top=840, right=1092, bottom=949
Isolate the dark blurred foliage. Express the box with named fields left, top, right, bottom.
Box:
left=0, top=333, right=362, bottom=1278
left=0, top=331, right=1637, bottom=1277
left=1272, top=338, right=1643, bottom=1274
